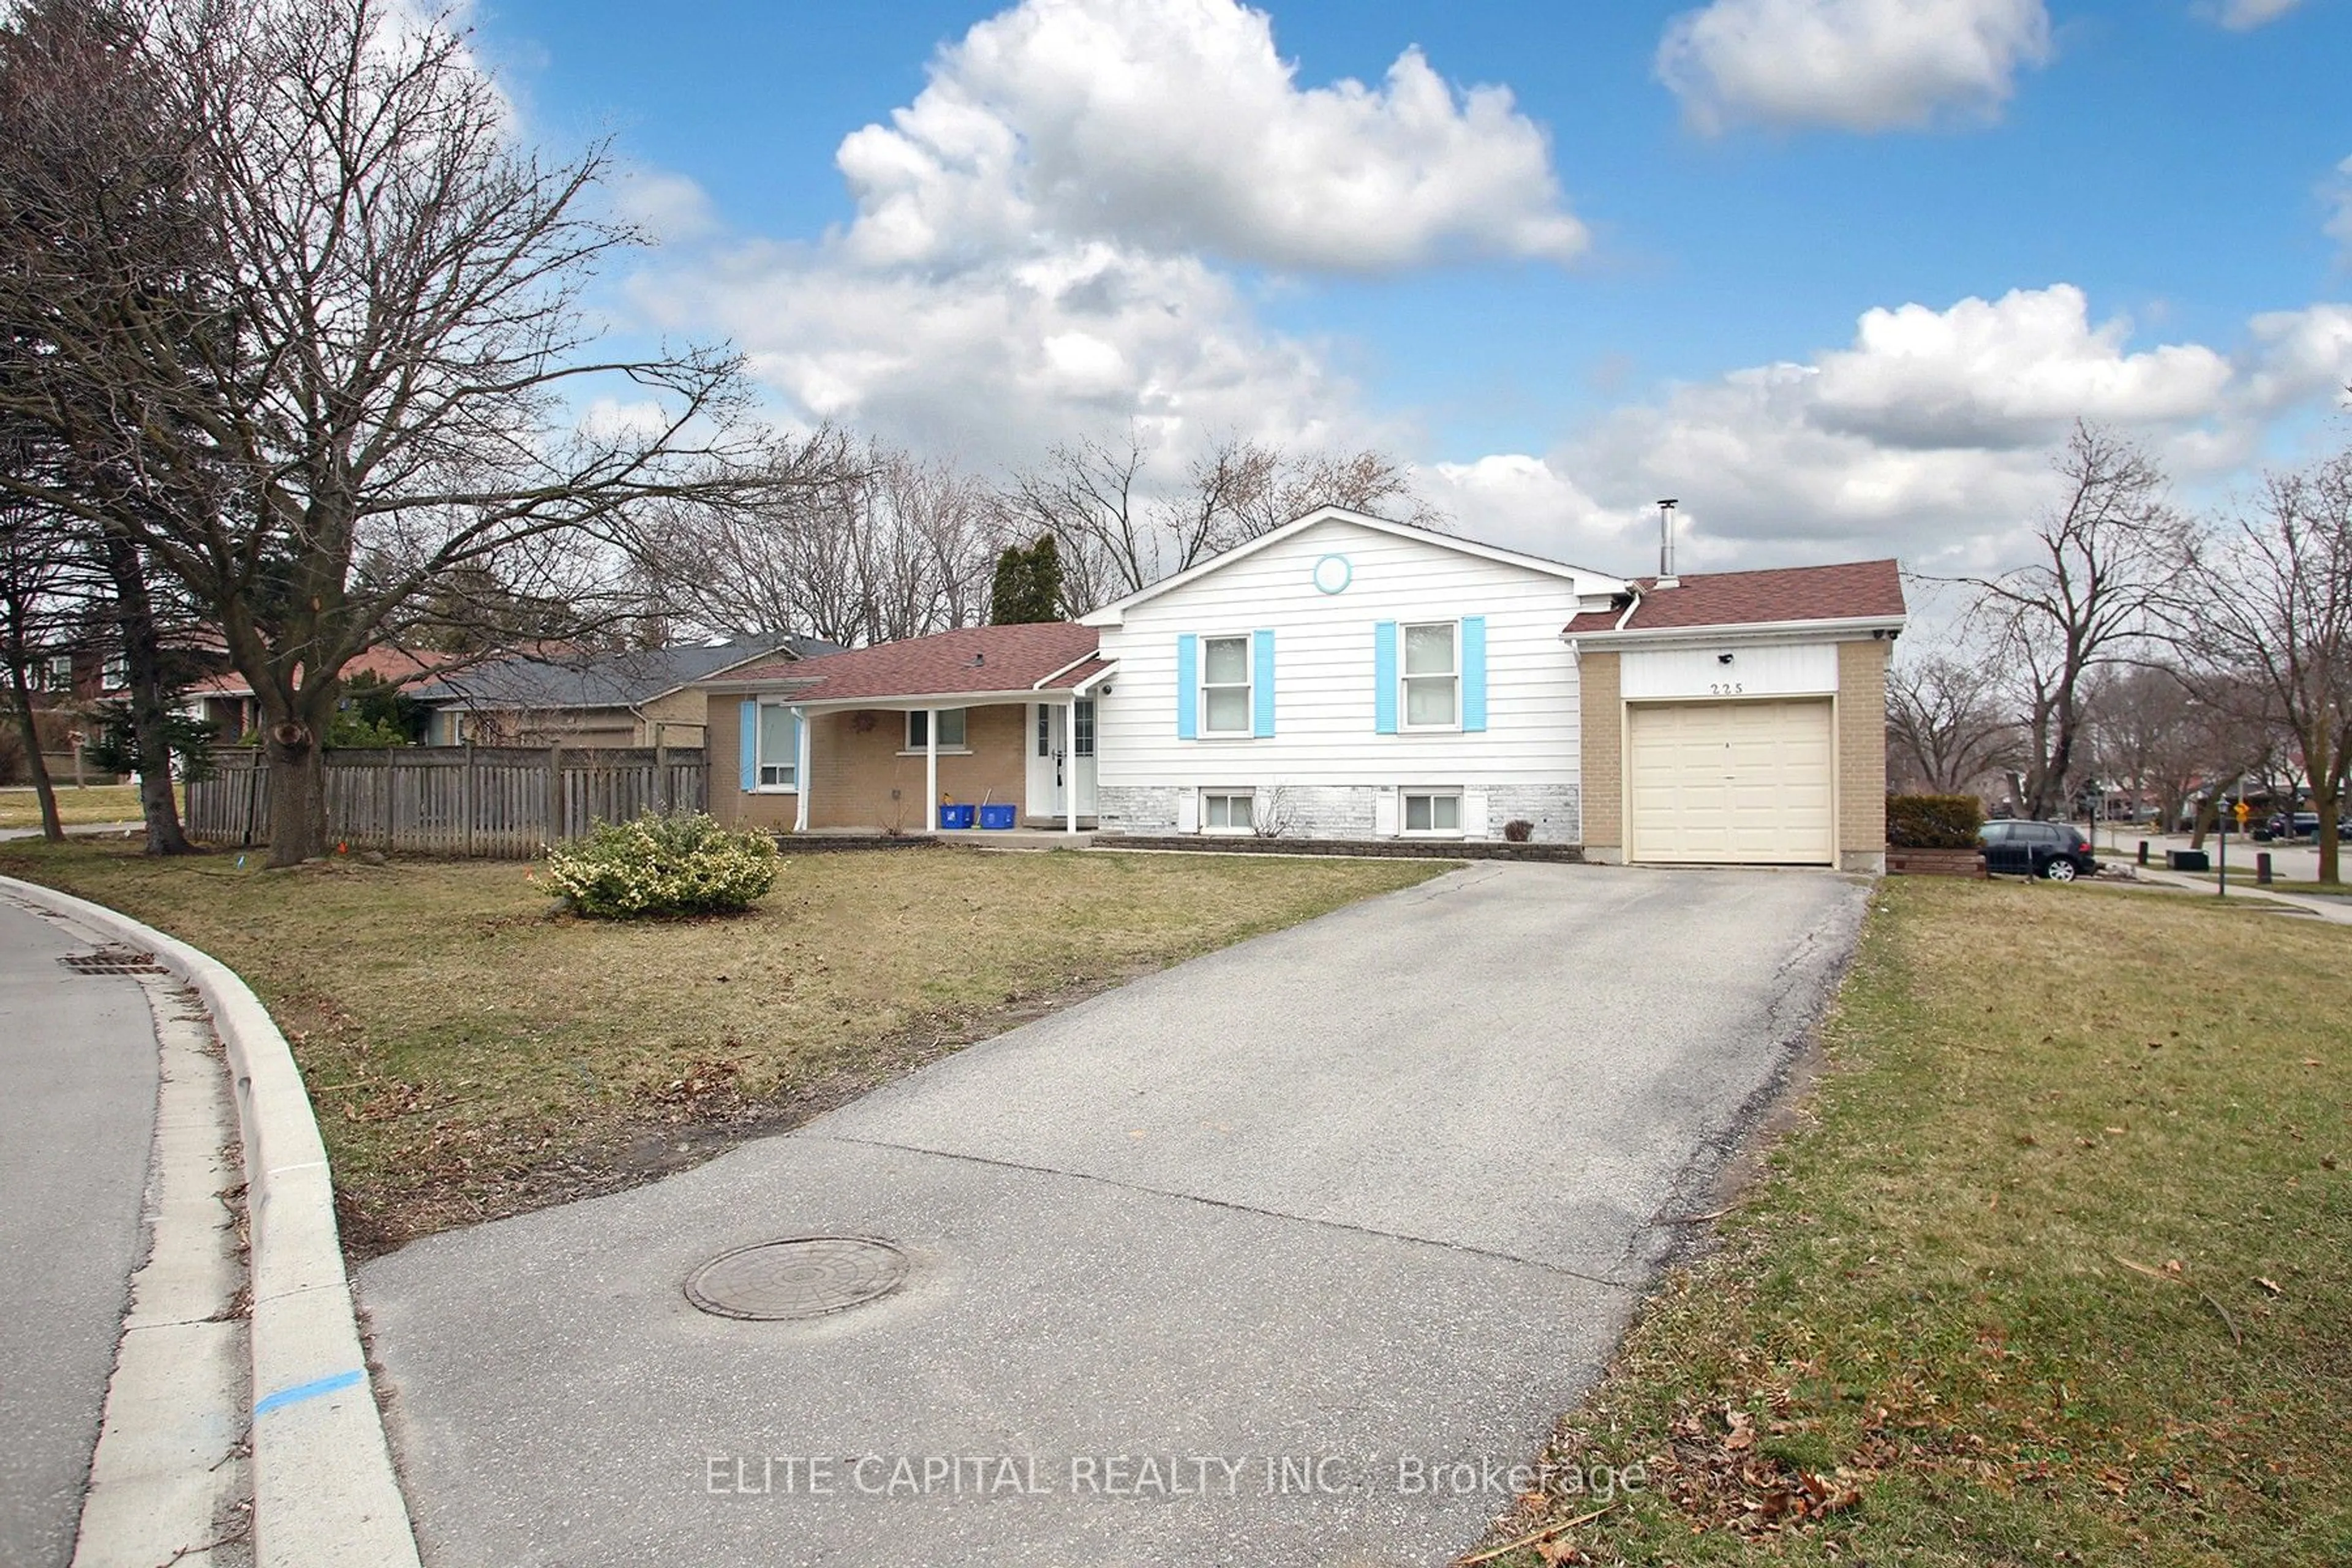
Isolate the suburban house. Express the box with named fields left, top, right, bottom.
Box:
left=699, top=623, right=1109, bottom=834
left=410, top=638, right=834, bottom=748
left=179, top=644, right=453, bottom=742
left=698, top=507, right=1905, bottom=867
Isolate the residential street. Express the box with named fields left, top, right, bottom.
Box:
left=360, top=862, right=1868, bottom=1567
left=0, top=897, right=159, bottom=1566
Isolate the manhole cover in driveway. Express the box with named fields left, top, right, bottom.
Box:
left=685, top=1237, right=908, bottom=1321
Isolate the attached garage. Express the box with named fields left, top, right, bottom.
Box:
left=1626, top=698, right=1835, bottom=864
left=1566, top=560, right=1908, bottom=873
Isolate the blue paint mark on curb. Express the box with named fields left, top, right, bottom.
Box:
left=254, top=1368, right=364, bottom=1417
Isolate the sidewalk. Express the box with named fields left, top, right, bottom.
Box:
left=2129, top=864, right=2352, bottom=925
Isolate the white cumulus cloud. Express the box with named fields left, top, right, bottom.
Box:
left=1657, top=0, right=2054, bottom=135
left=2199, top=0, right=2307, bottom=29
left=834, top=0, right=1585, bottom=271
left=1529, top=287, right=2352, bottom=576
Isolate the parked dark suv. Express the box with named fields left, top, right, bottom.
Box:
left=1978, top=820, right=2098, bottom=881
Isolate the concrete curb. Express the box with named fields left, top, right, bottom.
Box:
left=1, top=874, right=424, bottom=1568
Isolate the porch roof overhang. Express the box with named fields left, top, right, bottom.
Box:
left=715, top=658, right=1116, bottom=713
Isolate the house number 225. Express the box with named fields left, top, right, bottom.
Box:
left=1708, top=680, right=1745, bottom=695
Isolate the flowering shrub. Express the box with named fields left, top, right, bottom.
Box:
left=544, top=813, right=778, bottom=919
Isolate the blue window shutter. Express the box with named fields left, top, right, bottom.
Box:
left=738, top=699, right=758, bottom=792
left=1373, top=621, right=1398, bottom=734
left=1251, top=629, right=1275, bottom=738
left=1175, top=634, right=1198, bottom=739
left=1461, top=616, right=1488, bottom=733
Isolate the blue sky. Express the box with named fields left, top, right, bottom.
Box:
left=469, top=0, right=2352, bottom=578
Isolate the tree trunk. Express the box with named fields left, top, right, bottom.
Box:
left=2318, top=788, right=2342, bottom=886
left=263, top=719, right=328, bottom=865
left=5, top=668, right=62, bottom=841
left=102, top=533, right=194, bottom=854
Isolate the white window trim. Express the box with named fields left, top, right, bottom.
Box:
left=1198, top=635, right=1254, bottom=738
left=753, top=701, right=799, bottom=793
left=1399, top=620, right=1461, bottom=733
left=902, top=709, right=970, bottom=755
left=1400, top=788, right=1465, bottom=838
left=1199, top=789, right=1256, bottom=835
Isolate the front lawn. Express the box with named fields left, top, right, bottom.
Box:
left=0, top=839, right=1446, bottom=1252
left=0, top=782, right=148, bottom=829
left=1473, top=878, right=2350, bottom=1567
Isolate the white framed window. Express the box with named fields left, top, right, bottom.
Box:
left=755, top=702, right=797, bottom=790
left=1401, top=622, right=1458, bottom=729
left=905, top=708, right=967, bottom=751
left=1200, top=636, right=1251, bottom=735
left=102, top=654, right=129, bottom=689
left=1202, top=791, right=1254, bottom=833
left=1037, top=706, right=1051, bottom=758
left=1073, top=698, right=1095, bottom=758
left=42, top=653, right=73, bottom=692
left=1403, top=790, right=1462, bottom=834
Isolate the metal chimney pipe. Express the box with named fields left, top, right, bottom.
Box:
left=1656, top=499, right=1678, bottom=578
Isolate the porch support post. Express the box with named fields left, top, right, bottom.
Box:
left=794, top=706, right=810, bottom=832
left=925, top=707, right=939, bottom=832
left=1065, top=696, right=1078, bottom=834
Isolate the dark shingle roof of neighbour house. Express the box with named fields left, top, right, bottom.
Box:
left=702, top=624, right=1102, bottom=704
left=1561, top=559, right=1906, bottom=637
left=412, top=637, right=835, bottom=712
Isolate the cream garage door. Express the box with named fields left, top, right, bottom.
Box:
left=1627, top=699, right=1835, bottom=864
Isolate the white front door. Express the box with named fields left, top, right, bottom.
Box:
left=1029, top=701, right=1099, bottom=821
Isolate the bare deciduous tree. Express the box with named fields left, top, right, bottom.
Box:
left=0, top=0, right=787, bottom=863
left=2082, top=662, right=2212, bottom=834
left=2183, top=453, right=2352, bottom=883
left=1887, top=645, right=2018, bottom=796
left=628, top=435, right=1002, bottom=647
left=1951, top=423, right=2184, bottom=820
left=1003, top=429, right=1443, bottom=612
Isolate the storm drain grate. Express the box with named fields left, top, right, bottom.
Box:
left=59, top=946, right=168, bottom=976
left=685, top=1236, right=908, bottom=1321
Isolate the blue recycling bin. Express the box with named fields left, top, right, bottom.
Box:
left=978, top=803, right=1017, bottom=830
left=937, top=804, right=976, bottom=830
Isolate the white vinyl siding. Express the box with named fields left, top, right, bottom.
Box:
left=1093, top=517, right=1602, bottom=791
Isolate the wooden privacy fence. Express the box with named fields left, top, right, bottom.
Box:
left=184, top=745, right=708, bottom=857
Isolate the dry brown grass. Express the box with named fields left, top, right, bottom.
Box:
left=1472, top=879, right=2351, bottom=1567
left=0, top=838, right=1446, bottom=1251
left=0, top=782, right=147, bottom=829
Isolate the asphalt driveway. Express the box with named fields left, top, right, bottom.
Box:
left=359, top=861, right=1866, bottom=1567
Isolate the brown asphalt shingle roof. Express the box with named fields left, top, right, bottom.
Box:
left=707, top=623, right=1101, bottom=703
left=1562, top=559, right=1905, bottom=635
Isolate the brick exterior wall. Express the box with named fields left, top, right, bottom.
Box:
left=1577, top=650, right=1623, bottom=862
left=708, top=699, right=1030, bottom=832
left=1098, top=782, right=1578, bottom=843
left=1838, top=638, right=1891, bottom=873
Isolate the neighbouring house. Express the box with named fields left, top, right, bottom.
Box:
left=699, top=622, right=1109, bottom=833
left=409, top=638, right=834, bottom=748
left=1079, top=506, right=1904, bottom=870
left=179, top=644, right=455, bottom=742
